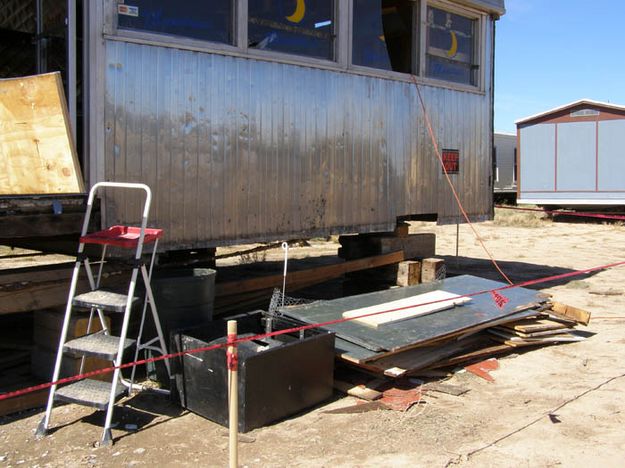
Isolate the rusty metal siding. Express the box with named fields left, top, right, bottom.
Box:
left=102, top=30, right=493, bottom=248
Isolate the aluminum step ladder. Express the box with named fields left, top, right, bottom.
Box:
left=36, top=182, right=170, bottom=446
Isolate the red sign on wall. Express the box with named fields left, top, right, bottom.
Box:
left=442, top=149, right=460, bottom=174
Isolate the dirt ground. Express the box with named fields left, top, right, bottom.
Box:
left=2, top=208, right=625, bottom=467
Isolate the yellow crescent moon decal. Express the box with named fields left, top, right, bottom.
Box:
left=447, top=31, right=458, bottom=58
left=286, top=0, right=306, bottom=23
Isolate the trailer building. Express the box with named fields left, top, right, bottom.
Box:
left=516, top=99, right=625, bottom=208
left=1, top=0, right=506, bottom=251
left=493, top=132, right=517, bottom=200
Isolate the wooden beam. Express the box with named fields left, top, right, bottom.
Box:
left=215, top=251, right=405, bottom=297
left=0, top=388, right=48, bottom=417
left=0, top=266, right=129, bottom=315
left=0, top=212, right=85, bottom=238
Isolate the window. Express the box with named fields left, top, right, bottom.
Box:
left=117, top=1, right=233, bottom=45
left=513, top=148, right=517, bottom=183
left=110, top=1, right=487, bottom=90
left=352, top=0, right=415, bottom=73
left=248, top=1, right=335, bottom=60
left=426, top=6, right=477, bottom=86
left=571, top=109, right=600, bottom=117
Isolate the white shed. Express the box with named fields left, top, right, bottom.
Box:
left=516, top=100, right=625, bottom=207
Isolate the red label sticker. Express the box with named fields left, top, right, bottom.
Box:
left=490, top=290, right=509, bottom=309
left=442, top=149, right=460, bottom=174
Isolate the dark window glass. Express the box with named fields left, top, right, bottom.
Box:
left=352, top=0, right=414, bottom=73
left=248, top=1, right=334, bottom=60
left=426, top=6, right=476, bottom=85
left=117, top=1, right=233, bottom=45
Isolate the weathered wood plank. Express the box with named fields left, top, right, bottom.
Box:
left=550, top=302, right=591, bottom=325
left=0, top=388, right=48, bottom=417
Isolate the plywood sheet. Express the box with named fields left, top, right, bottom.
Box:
left=282, top=275, right=547, bottom=363
left=0, top=72, right=84, bottom=195
left=342, top=290, right=471, bottom=328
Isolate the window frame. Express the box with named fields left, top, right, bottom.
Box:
left=348, top=0, right=421, bottom=78
left=422, top=0, right=485, bottom=90
left=104, top=0, right=487, bottom=93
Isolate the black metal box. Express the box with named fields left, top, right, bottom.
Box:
left=171, top=311, right=335, bottom=432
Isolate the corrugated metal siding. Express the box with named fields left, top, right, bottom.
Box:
left=102, top=40, right=493, bottom=248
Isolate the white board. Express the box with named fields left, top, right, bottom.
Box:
left=342, top=290, right=471, bottom=328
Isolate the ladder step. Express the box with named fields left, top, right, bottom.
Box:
left=73, top=290, right=139, bottom=313
left=55, top=379, right=126, bottom=410
left=64, top=332, right=136, bottom=360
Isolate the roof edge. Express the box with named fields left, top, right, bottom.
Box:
left=454, top=0, right=506, bottom=16
left=515, top=99, right=625, bottom=126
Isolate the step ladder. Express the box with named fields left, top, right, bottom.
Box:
left=36, top=182, right=170, bottom=446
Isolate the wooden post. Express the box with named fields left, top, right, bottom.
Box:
left=421, top=258, right=446, bottom=283
left=227, top=320, right=238, bottom=468
left=396, top=260, right=422, bottom=286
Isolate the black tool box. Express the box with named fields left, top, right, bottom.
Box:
left=171, top=311, right=335, bottom=432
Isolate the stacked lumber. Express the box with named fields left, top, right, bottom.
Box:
left=351, top=301, right=591, bottom=379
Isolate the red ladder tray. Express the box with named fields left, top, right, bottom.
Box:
left=80, top=225, right=163, bottom=248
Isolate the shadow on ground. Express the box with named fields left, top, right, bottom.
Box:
left=442, top=255, right=599, bottom=289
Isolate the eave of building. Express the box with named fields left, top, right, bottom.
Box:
left=515, top=99, right=625, bottom=127
left=457, top=0, right=506, bottom=17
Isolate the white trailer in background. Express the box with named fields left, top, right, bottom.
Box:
left=493, top=132, right=517, bottom=202
left=516, top=99, right=625, bottom=208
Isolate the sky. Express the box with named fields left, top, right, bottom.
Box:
left=494, top=0, right=625, bottom=133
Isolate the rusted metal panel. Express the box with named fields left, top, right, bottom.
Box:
left=101, top=38, right=494, bottom=248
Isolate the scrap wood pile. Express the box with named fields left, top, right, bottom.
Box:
left=327, top=301, right=591, bottom=412
left=350, top=300, right=591, bottom=380
left=278, top=275, right=592, bottom=410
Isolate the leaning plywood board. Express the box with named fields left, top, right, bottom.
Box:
left=342, top=290, right=471, bottom=328
left=0, top=72, right=84, bottom=195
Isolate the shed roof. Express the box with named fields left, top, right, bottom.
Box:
left=515, top=99, right=625, bottom=126
left=459, top=0, right=506, bottom=16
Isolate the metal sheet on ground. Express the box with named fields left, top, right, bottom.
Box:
left=281, top=275, right=546, bottom=362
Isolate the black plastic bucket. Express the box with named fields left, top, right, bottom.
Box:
left=146, top=268, right=216, bottom=386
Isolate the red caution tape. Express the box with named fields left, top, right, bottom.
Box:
left=1, top=259, right=625, bottom=403
left=226, top=332, right=238, bottom=371
left=227, top=352, right=239, bottom=372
